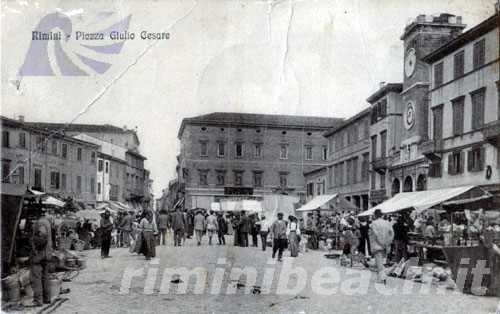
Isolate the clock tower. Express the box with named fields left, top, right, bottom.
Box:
left=400, top=13, right=466, bottom=140
left=388, top=13, right=466, bottom=193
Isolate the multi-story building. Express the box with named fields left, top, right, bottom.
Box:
left=73, top=133, right=127, bottom=203
left=384, top=13, right=467, bottom=196
left=27, top=122, right=150, bottom=205
left=421, top=12, right=499, bottom=196
left=315, top=108, right=372, bottom=211
left=1, top=116, right=98, bottom=207
left=367, top=83, right=403, bottom=205
left=126, top=149, right=148, bottom=204
left=177, top=112, right=343, bottom=210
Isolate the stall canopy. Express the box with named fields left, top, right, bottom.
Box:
left=219, top=199, right=263, bottom=212
left=358, top=185, right=491, bottom=217
left=28, top=189, right=65, bottom=207
left=296, top=194, right=358, bottom=212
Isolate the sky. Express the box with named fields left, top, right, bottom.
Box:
left=1, top=0, right=496, bottom=198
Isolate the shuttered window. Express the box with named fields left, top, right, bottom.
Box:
left=473, top=39, right=485, bottom=69
left=429, top=161, right=442, bottom=177
left=432, top=105, right=443, bottom=140
left=447, top=151, right=464, bottom=175
left=434, top=62, right=444, bottom=87
left=471, top=88, right=485, bottom=130
left=467, top=146, right=485, bottom=172
left=452, top=96, right=464, bottom=136
left=453, top=50, right=464, bottom=79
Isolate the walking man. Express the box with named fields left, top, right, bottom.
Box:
left=250, top=214, right=259, bottom=247
left=369, top=209, right=394, bottom=284
left=206, top=211, right=218, bottom=245
left=171, top=208, right=185, bottom=246
left=100, top=210, right=113, bottom=258
left=194, top=210, right=206, bottom=246
left=30, top=207, right=52, bottom=306
left=157, top=210, right=169, bottom=245
left=271, top=212, right=288, bottom=261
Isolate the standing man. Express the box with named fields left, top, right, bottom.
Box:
left=171, top=208, right=185, bottom=247
left=216, top=213, right=227, bottom=245
left=30, top=207, right=52, bottom=306
left=157, top=210, right=169, bottom=246
left=369, top=209, right=394, bottom=284
left=271, top=212, right=288, bottom=261
left=206, top=211, right=218, bottom=245
left=258, top=215, right=270, bottom=251
left=239, top=211, right=249, bottom=247
left=194, top=210, right=206, bottom=246
left=120, top=211, right=133, bottom=247
left=100, top=210, right=113, bottom=258
left=392, top=215, right=409, bottom=262
left=250, top=214, right=259, bottom=247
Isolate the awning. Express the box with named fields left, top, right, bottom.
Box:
left=296, top=194, right=338, bottom=212
left=219, top=199, right=263, bottom=212
left=296, top=194, right=357, bottom=212
left=43, top=196, right=65, bottom=207
left=358, top=185, right=489, bottom=217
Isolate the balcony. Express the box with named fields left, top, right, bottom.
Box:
left=371, top=157, right=388, bottom=174
left=482, top=120, right=500, bottom=147
left=421, top=139, right=443, bottom=161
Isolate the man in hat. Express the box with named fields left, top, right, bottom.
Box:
left=30, top=206, right=53, bottom=306
left=120, top=211, right=133, bottom=247
left=271, top=212, right=288, bottom=261
left=100, top=210, right=113, bottom=258
left=239, top=211, right=250, bottom=247
left=171, top=208, right=185, bottom=246
left=369, top=209, right=394, bottom=284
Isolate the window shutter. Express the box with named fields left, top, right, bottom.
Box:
left=480, top=146, right=486, bottom=171
left=448, top=154, right=453, bottom=175
left=467, top=150, right=473, bottom=172
left=459, top=151, right=465, bottom=173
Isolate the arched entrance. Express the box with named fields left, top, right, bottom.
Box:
left=391, top=178, right=400, bottom=196
left=416, top=174, right=427, bottom=191
left=403, top=176, right=413, bottom=192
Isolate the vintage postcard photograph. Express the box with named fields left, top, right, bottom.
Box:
left=1, top=0, right=499, bottom=313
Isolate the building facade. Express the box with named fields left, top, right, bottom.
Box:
left=177, top=112, right=343, bottom=210
left=367, top=83, right=404, bottom=205
left=422, top=12, right=499, bottom=196
left=1, top=116, right=98, bottom=207
left=324, top=109, right=371, bottom=211
left=28, top=122, right=151, bottom=205
left=384, top=13, right=467, bottom=198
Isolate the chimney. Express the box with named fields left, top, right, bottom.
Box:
left=123, top=125, right=127, bottom=130
left=379, top=82, right=386, bottom=88
left=18, top=115, right=25, bottom=122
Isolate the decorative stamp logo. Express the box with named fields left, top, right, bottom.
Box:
left=19, top=11, right=132, bottom=76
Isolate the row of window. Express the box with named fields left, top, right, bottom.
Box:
left=429, top=146, right=486, bottom=177
left=1, top=131, right=96, bottom=164
left=371, top=131, right=387, bottom=160
left=200, top=141, right=328, bottom=161
left=434, top=38, right=485, bottom=87
left=432, top=87, right=486, bottom=140
left=330, top=119, right=370, bottom=153
left=197, top=169, right=288, bottom=188
left=330, top=153, right=370, bottom=188
left=199, top=126, right=318, bottom=136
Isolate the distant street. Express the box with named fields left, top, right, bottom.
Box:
left=26, top=235, right=499, bottom=314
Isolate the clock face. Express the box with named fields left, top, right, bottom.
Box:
left=404, top=102, right=416, bottom=130
left=404, top=48, right=416, bottom=77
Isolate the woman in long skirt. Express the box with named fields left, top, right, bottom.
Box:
left=139, top=211, right=157, bottom=260
left=287, top=216, right=301, bottom=257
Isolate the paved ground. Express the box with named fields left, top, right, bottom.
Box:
left=24, top=235, right=500, bottom=314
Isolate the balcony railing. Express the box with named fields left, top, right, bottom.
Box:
left=421, top=139, right=443, bottom=161
left=371, top=157, right=388, bottom=174
left=482, top=120, right=500, bottom=146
